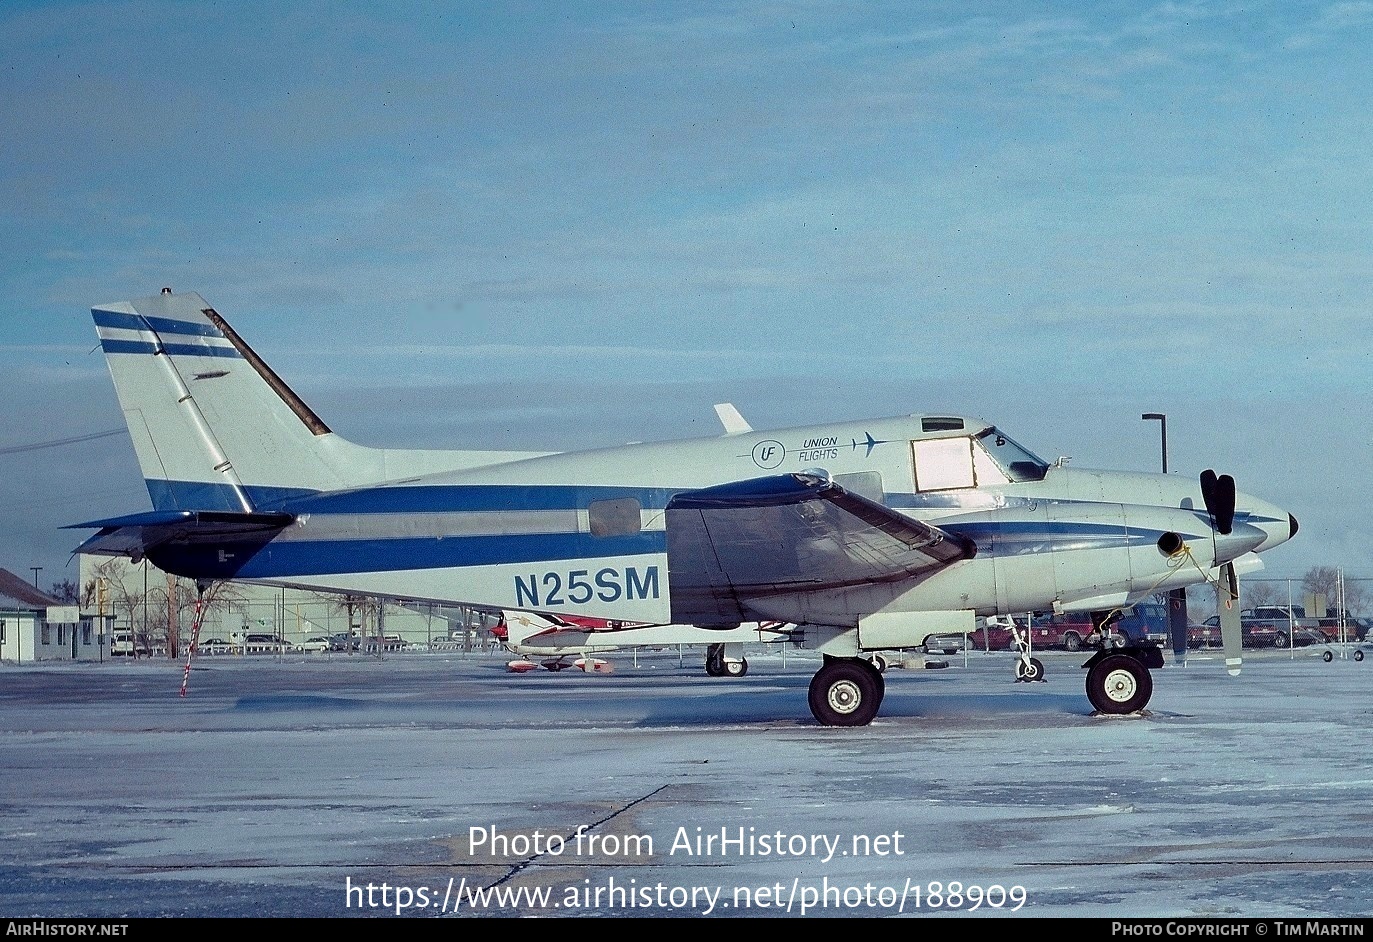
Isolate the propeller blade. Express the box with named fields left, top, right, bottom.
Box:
left=1167, top=587, right=1189, bottom=661
left=1214, top=474, right=1236, bottom=535
left=1199, top=469, right=1237, bottom=536
left=1200, top=469, right=1218, bottom=516
left=1219, top=561, right=1242, bottom=676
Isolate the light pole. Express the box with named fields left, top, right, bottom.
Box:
left=1143, top=413, right=1186, bottom=661
left=30, top=567, right=42, bottom=590
left=1141, top=413, right=1167, bottom=474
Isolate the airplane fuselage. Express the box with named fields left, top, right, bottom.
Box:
left=139, top=413, right=1291, bottom=645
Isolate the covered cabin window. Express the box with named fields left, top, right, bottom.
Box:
left=912, top=437, right=976, bottom=491
left=589, top=497, right=642, bottom=537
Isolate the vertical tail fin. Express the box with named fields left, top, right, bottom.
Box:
left=94, top=290, right=556, bottom=513
left=95, top=291, right=391, bottom=512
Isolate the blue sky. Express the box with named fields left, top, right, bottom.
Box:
left=1, top=1, right=1369, bottom=596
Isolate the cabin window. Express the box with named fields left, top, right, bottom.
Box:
left=834, top=471, right=885, bottom=504
left=589, top=498, right=642, bottom=537
left=912, top=437, right=976, bottom=491
left=921, top=417, right=965, bottom=432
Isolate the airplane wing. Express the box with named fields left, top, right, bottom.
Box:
left=666, top=470, right=975, bottom=622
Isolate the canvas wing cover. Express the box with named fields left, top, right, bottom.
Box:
left=666, top=471, right=974, bottom=623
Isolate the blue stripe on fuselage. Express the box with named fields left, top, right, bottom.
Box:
left=183, top=531, right=668, bottom=579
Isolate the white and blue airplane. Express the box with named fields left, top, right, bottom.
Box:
left=70, top=290, right=1298, bottom=725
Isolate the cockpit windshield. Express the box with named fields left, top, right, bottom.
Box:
left=975, top=428, right=1049, bottom=482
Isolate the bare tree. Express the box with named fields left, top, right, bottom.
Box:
left=1344, top=581, right=1368, bottom=616
left=1302, top=566, right=1341, bottom=615
left=147, top=575, right=245, bottom=657
left=88, top=558, right=149, bottom=657
left=1300, top=567, right=1368, bottom=617
left=49, top=579, right=79, bottom=603
left=1244, top=581, right=1277, bottom=608
left=314, top=592, right=379, bottom=653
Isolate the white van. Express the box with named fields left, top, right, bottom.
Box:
left=110, top=631, right=148, bottom=656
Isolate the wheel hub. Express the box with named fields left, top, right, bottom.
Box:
left=827, top=680, right=861, bottom=714
left=1104, top=669, right=1137, bottom=702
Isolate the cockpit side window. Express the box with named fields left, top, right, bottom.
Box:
left=971, top=440, right=1010, bottom=485
left=976, top=428, right=1049, bottom=482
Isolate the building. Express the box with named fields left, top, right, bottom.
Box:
left=0, top=568, right=106, bottom=663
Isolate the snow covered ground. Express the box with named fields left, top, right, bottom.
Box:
left=1, top=644, right=1370, bottom=918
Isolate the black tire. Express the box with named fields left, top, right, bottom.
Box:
left=723, top=657, right=748, bottom=677
left=1014, top=657, right=1044, bottom=683
left=1272, top=632, right=1288, bottom=649
left=1063, top=632, right=1081, bottom=652
left=1086, top=654, right=1153, bottom=714
left=864, top=657, right=886, bottom=700
left=869, top=654, right=888, bottom=673
left=1322, top=650, right=1334, bottom=663
left=808, top=660, right=882, bottom=727
left=1355, top=650, right=1365, bottom=662
left=704, top=644, right=724, bottom=677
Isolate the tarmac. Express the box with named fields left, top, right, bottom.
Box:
left=1, top=643, right=1370, bottom=919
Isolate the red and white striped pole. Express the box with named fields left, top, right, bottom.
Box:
left=179, top=592, right=207, bottom=698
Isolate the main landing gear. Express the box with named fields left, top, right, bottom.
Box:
left=1082, top=646, right=1163, bottom=714
left=808, top=656, right=886, bottom=727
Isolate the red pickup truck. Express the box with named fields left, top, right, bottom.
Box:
left=963, top=604, right=1166, bottom=652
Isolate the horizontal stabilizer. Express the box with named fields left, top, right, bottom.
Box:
left=69, top=509, right=293, bottom=560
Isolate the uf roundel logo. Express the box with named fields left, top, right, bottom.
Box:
left=752, top=440, right=785, bottom=469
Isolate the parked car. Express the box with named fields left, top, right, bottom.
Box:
left=110, top=631, right=151, bottom=656
left=194, top=637, right=238, bottom=654
left=1113, top=602, right=1169, bottom=645
left=358, top=634, right=408, bottom=653
left=293, top=635, right=331, bottom=653
left=327, top=633, right=358, bottom=652
left=923, top=632, right=966, bottom=655
left=965, top=617, right=1029, bottom=651
left=1316, top=616, right=1372, bottom=643
left=1191, top=616, right=1321, bottom=649
left=242, top=633, right=288, bottom=653
left=956, top=606, right=1167, bottom=654
left=1025, top=613, right=1095, bottom=651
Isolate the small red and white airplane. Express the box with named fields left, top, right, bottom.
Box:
left=497, top=609, right=793, bottom=676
